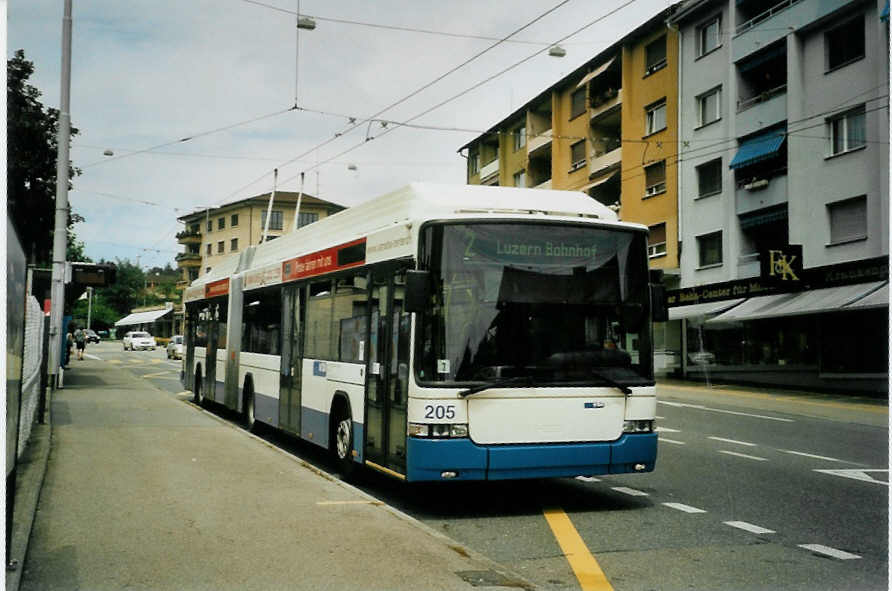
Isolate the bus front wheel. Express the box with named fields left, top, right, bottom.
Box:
left=331, top=406, right=356, bottom=479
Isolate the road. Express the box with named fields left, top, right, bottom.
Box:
left=90, top=341, right=888, bottom=590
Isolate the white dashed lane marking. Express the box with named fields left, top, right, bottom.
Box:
left=611, top=487, right=648, bottom=497
left=718, top=450, right=768, bottom=461
left=814, top=469, right=889, bottom=485
left=724, top=521, right=775, bottom=534
left=658, top=401, right=794, bottom=422
left=798, top=544, right=861, bottom=560
left=708, top=436, right=756, bottom=447
left=658, top=437, right=686, bottom=445
left=781, top=450, right=849, bottom=463
left=655, top=426, right=680, bottom=433
left=663, top=503, right=706, bottom=514
left=574, top=476, right=601, bottom=482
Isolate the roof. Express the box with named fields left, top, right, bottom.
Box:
left=189, top=182, right=637, bottom=291
left=177, top=192, right=346, bottom=223
left=115, top=308, right=172, bottom=327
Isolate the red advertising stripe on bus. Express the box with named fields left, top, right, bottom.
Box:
left=282, top=238, right=366, bottom=282
left=205, top=278, right=230, bottom=299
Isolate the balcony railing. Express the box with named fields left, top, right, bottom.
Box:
left=737, top=84, right=787, bottom=112
left=527, top=129, right=553, bottom=154
left=176, top=229, right=202, bottom=244
left=175, top=252, right=202, bottom=267
left=735, top=0, right=803, bottom=36
left=479, top=158, right=499, bottom=180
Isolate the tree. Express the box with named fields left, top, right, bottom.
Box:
left=8, top=49, right=84, bottom=264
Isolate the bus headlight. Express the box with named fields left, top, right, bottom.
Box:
left=623, top=420, right=654, bottom=433
left=408, top=423, right=469, bottom=438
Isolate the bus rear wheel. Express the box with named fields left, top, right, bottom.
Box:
left=193, top=371, right=204, bottom=406
left=242, top=382, right=256, bottom=432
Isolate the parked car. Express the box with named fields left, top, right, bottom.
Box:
left=85, top=329, right=100, bottom=344
left=123, top=331, right=157, bottom=351
left=97, top=330, right=109, bottom=338
left=688, top=351, right=716, bottom=365
left=166, top=335, right=184, bottom=360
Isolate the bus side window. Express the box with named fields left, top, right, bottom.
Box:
left=333, top=273, right=368, bottom=362
left=305, top=280, right=333, bottom=360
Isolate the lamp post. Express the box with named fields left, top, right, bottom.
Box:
left=48, top=0, right=73, bottom=390
left=86, top=287, right=93, bottom=330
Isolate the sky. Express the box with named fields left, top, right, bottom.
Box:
left=9, top=0, right=672, bottom=271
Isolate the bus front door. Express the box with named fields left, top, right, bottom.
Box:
left=365, top=268, right=409, bottom=474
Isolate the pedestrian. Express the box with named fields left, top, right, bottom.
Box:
left=74, top=325, right=86, bottom=360
left=65, top=329, right=74, bottom=368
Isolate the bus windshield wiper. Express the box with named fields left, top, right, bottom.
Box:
left=591, top=370, right=632, bottom=395
left=458, top=375, right=536, bottom=397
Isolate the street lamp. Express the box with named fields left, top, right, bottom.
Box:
left=86, top=287, right=93, bottom=330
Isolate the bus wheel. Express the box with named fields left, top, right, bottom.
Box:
left=242, top=381, right=256, bottom=432
left=332, top=408, right=356, bottom=478
left=193, top=371, right=204, bottom=406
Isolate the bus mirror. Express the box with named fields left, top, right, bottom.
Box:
left=405, top=270, right=431, bottom=313
left=650, top=284, right=668, bottom=322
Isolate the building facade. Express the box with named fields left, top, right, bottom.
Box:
left=176, top=191, right=345, bottom=286
left=460, top=8, right=682, bottom=280
left=667, top=0, right=889, bottom=392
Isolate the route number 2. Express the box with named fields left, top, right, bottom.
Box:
left=424, top=405, right=456, bottom=420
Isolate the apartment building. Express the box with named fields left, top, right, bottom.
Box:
left=175, top=191, right=345, bottom=286
left=667, top=0, right=889, bottom=392
left=460, top=7, right=681, bottom=277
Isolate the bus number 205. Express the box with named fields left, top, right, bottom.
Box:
left=424, top=405, right=456, bottom=420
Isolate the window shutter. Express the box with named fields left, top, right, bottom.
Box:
left=829, top=197, right=867, bottom=243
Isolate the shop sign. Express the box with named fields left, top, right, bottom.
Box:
left=760, top=245, right=802, bottom=285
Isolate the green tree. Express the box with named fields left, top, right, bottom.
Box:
left=8, top=49, right=84, bottom=264
left=97, top=259, right=144, bottom=318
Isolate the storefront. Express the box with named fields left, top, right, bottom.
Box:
left=661, top=256, right=888, bottom=394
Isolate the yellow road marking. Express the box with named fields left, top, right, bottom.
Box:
left=543, top=508, right=613, bottom=591
left=660, top=383, right=888, bottom=415
left=107, top=360, right=122, bottom=364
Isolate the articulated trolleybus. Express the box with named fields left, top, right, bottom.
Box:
left=183, top=183, right=659, bottom=481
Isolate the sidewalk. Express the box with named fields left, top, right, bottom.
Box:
left=7, top=358, right=533, bottom=591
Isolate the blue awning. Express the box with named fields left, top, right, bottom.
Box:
left=729, top=129, right=786, bottom=169
left=882, top=0, right=889, bottom=22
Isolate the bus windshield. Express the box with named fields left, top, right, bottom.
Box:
left=417, top=222, right=653, bottom=386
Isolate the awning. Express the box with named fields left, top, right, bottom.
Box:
left=577, top=56, right=617, bottom=89
left=739, top=205, right=787, bottom=230
left=708, top=282, right=885, bottom=323
left=881, top=0, right=889, bottom=22
left=669, top=298, right=745, bottom=321
left=729, top=129, right=786, bottom=169
left=114, top=308, right=172, bottom=327
left=578, top=171, right=618, bottom=192
left=844, top=282, right=888, bottom=310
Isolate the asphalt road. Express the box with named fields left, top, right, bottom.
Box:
left=89, top=341, right=889, bottom=591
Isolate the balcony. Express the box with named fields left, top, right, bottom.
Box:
left=733, top=0, right=856, bottom=61
left=736, top=86, right=787, bottom=136
left=735, top=171, right=787, bottom=216
left=528, top=129, right=553, bottom=156
left=479, top=158, right=499, bottom=181
left=736, top=252, right=761, bottom=279
left=590, top=88, right=622, bottom=121
left=176, top=229, right=202, bottom=244
left=175, top=252, right=202, bottom=268
left=589, top=147, right=621, bottom=176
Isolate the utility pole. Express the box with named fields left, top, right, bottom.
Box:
left=86, top=287, right=93, bottom=330
left=48, top=0, right=73, bottom=390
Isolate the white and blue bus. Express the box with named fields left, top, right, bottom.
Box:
left=182, top=183, right=660, bottom=481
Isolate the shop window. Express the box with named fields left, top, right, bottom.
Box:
left=697, top=231, right=722, bottom=267
left=827, top=196, right=867, bottom=245
left=826, top=15, right=864, bottom=71
left=697, top=158, right=722, bottom=197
